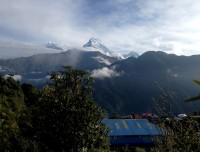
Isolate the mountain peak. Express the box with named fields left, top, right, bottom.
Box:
left=124, top=51, right=139, bottom=58
left=45, top=42, right=63, bottom=50
left=83, top=37, right=110, bottom=53
left=89, top=37, right=101, bottom=44
left=83, top=37, right=99, bottom=47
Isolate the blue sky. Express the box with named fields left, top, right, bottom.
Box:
left=1, top=0, right=200, bottom=55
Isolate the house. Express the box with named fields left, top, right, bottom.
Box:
left=102, top=119, right=164, bottom=146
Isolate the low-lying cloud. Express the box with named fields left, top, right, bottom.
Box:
left=4, top=74, right=22, bottom=81
left=91, top=67, right=121, bottom=79
left=92, top=56, right=111, bottom=65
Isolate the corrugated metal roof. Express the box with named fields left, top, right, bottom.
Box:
left=102, top=119, right=162, bottom=136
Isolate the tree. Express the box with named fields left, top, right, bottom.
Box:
left=153, top=117, right=200, bottom=152
left=0, top=75, right=38, bottom=151
left=21, top=83, right=40, bottom=107
left=151, top=81, right=200, bottom=151
left=33, top=66, right=110, bottom=151
left=185, top=80, right=200, bottom=102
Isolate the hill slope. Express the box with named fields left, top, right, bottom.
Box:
left=93, top=51, right=200, bottom=114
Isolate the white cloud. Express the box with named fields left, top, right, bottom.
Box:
left=1, top=0, right=200, bottom=55
left=30, top=71, right=42, bottom=74
left=27, top=78, right=43, bottom=82
left=4, top=74, right=22, bottom=81
left=92, top=56, right=111, bottom=65
left=46, top=75, right=51, bottom=79
left=91, top=67, right=121, bottom=79
left=0, top=41, right=64, bottom=59
left=0, top=66, right=6, bottom=72
left=13, top=75, right=22, bottom=81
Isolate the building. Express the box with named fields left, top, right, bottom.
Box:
left=102, top=119, right=164, bottom=146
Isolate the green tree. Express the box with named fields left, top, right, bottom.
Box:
left=34, top=66, right=110, bottom=151
left=21, top=83, right=40, bottom=107
left=0, top=75, right=38, bottom=151
left=152, top=117, right=200, bottom=152
left=185, top=80, right=200, bottom=102
left=152, top=81, right=200, bottom=152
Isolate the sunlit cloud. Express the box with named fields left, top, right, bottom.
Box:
left=91, top=67, right=121, bottom=79
left=4, top=74, right=22, bottom=81
left=92, top=56, right=111, bottom=65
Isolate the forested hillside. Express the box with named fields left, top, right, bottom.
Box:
left=0, top=67, right=109, bottom=151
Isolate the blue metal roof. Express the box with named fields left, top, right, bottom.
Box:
left=102, top=119, right=162, bottom=136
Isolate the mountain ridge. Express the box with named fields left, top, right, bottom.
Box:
left=1, top=40, right=200, bottom=114
left=94, top=51, right=200, bottom=114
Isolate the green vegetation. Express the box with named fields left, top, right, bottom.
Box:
left=185, top=80, right=200, bottom=102
left=0, top=67, right=110, bottom=151
left=152, top=81, right=200, bottom=152
left=0, top=75, right=38, bottom=151
left=0, top=67, right=200, bottom=152
left=152, top=117, right=200, bottom=152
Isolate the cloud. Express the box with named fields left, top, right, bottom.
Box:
left=0, top=0, right=88, bottom=44
left=166, top=68, right=181, bottom=78
left=0, top=41, right=64, bottom=59
left=92, top=56, right=111, bottom=65
left=0, top=66, right=6, bottom=72
left=4, top=74, right=22, bottom=81
left=1, top=0, right=200, bottom=55
left=91, top=67, right=121, bottom=79
left=30, top=71, right=42, bottom=74
left=27, top=78, right=44, bottom=82
left=46, top=75, right=51, bottom=79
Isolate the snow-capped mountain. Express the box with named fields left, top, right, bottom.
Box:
left=83, top=37, right=110, bottom=55
left=123, top=51, right=139, bottom=58
left=83, top=38, right=125, bottom=59
left=83, top=38, right=103, bottom=48
left=45, top=42, right=63, bottom=50
left=0, top=38, right=139, bottom=61
left=82, top=38, right=141, bottom=59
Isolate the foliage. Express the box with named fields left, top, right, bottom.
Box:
left=151, top=81, right=200, bottom=151
left=111, top=146, right=147, bottom=152
left=0, top=67, right=110, bottom=151
left=152, top=117, right=200, bottom=152
left=0, top=75, right=25, bottom=112
left=0, top=75, right=38, bottom=151
left=32, top=66, right=110, bottom=151
left=21, top=83, right=41, bottom=107
left=185, top=80, right=200, bottom=102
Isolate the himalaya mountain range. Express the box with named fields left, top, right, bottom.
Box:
left=0, top=38, right=139, bottom=60
left=0, top=38, right=200, bottom=114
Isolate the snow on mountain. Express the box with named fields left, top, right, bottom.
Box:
left=82, top=38, right=141, bottom=60
left=83, top=37, right=110, bottom=54
left=0, top=38, right=139, bottom=61
left=45, top=42, right=63, bottom=50
left=83, top=37, right=125, bottom=59
left=123, top=51, right=139, bottom=58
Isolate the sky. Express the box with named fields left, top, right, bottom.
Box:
left=1, top=0, right=200, bottom=55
